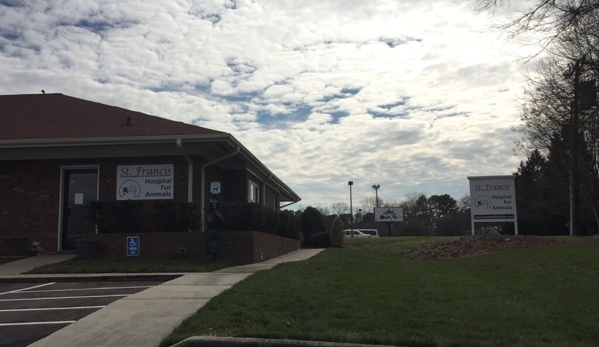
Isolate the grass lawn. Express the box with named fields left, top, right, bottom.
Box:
left=26, top=258, right=247, bottom=274
left=162, top=237, right=599, bottom=347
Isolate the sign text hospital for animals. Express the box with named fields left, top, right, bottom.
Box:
left=116, top=164, right=174, bottom=200
left=467, top=175, right=518, bottom=235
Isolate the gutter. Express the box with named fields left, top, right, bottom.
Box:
left=201, top=146, right=240, bottom=232
left=176, top=139, right=193, bottom=203
left=0, top=134, right=232, bottom=149
left=279, top=201, right=300, bottom=209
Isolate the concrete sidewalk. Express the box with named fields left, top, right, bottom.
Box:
left=0, top=254, right=78, bottom=276
left=25, top=248, right=324, bottom=347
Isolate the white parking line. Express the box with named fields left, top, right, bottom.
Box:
left=0, top=321, right=75, bottom=327
left=23, top=285, right=152, bottom=293
left=0, top=306, right=105, bottom=312
left=0, top=282, right=56, bottom=296
left=0, top=294, right=128, bottom=302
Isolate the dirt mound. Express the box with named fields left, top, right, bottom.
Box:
left=402, top=236, right=592, bottom=260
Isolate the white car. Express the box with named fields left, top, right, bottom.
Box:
left=357, top=229, right=379, bottom=237
left=343, top=229, right=371, bottom=237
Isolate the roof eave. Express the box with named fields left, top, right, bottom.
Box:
left=0, top=133, right=302, bottom=203
left=0, top=133, right=231, bottom=148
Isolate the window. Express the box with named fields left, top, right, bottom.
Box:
left=249, top=181, right=260, bottom=203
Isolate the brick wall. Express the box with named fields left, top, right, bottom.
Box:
left=93, top=231, right=300, bottom=263
left=0, top=160, right=62, bottom=254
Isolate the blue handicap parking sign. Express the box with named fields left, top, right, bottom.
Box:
left=127, top=236, right=140, bottom=256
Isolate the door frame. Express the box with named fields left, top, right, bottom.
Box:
left=57, top=165, right=100, bottom=251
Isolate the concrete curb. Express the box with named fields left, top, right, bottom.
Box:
left=0, top=274, right=182, bottom=283
left=170, top=337, right=400, bottom=347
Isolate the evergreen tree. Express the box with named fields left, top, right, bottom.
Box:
left=330, top=215, right=344, bottom=248
left=300, top=206, right=326, bottom=244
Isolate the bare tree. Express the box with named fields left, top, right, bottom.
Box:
left=315, top=206, right=331, bottom=216
left=457, top=195, right=471, bottom=212
left=472, top=0, right=599, bottom=55
left=330, top=202, right=349, bottom=216
left=361, top=196, right=383, bottom=213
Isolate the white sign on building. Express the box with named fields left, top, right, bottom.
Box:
left=374, top=207, right=404, bottom=222
left=468, top=175, right=518, bottom=235
left=116, top=164, right=174, bottom=200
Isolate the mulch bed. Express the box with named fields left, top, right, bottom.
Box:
left=402, top=235, right=599, bottom=260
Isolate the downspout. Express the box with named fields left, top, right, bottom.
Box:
left=176, top=139, right=193, bottom=203
left=201, top=146, right=241, bottom=232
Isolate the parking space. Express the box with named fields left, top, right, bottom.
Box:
left=0, top=280, right=165, bottom=347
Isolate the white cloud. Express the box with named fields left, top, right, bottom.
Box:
left=0, top=0, right=535, bottom=209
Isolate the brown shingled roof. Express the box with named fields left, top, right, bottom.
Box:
left=0, top=93, right=224, bottom=141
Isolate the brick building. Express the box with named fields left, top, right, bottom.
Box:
left=0, top=93, right=301, bottom=258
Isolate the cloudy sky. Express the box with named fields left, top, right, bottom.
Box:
left=0, top=0, right=539, bottom=210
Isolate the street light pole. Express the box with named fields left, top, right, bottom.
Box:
left=348, top=181, right=354, bottom=237
left=371, top=184, right=380, bottom=209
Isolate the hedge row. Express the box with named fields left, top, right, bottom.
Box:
left=221, top=203, right=301, bottom=240
left=88, top=201, right=301, bottom=240
left=89, top=200, right=198, bottom=234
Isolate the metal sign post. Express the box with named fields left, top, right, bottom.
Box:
left=207, top=182, right=222, bottom=259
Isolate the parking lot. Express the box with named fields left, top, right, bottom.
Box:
left=0, top=280, right=165, bottom=347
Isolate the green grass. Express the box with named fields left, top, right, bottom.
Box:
left=161, top=237, right=599, bottom=347
left=26, top=258, right=247, bottom=274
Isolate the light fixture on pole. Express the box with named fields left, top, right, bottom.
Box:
left=348, top=181, right=354, bottom=237
left=371, top=184, right=380, bottom=208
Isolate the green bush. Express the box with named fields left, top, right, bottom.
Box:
left=152, top=201, right=199, bottom=232
left=308, top=232, right=332, bottom=248
left=221, top=203, right=279, bottom=234
left=275, top=210, right=301, bottom=240
left=330, top=215, right=344, bottom=248
left=89, top=200, right=145, bottom=234
left=300, top=206, right=326, bottom=245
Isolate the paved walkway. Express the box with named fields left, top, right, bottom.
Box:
left=1, top=249, right=324, bottom=347
left=0, top=254, right=78, bottom=276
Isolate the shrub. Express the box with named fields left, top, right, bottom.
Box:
left=275, top=210, right=301, bottom=239
left=330, top=215, right=344, bottom=248
left=152, top=201, right=199, bottom=232
left=221, top=202, right=279, bottom=234
left=300, top=206, right=326, bottom=244
left=308, top=232, right=332, bottom=248
left=89, top=200, right=145, bottom=234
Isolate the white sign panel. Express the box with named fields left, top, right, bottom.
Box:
left=468, top=175, right=517, bottom=223
left=117, top=164, right=174, bottom=200
left=210, top=181, right=221, bottom=195
left=374, top=207, right=404, bottom=222
left=74, top=193, right=84, bottom=205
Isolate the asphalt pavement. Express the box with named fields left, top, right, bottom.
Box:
left=0, top=249, right=324, bottom=347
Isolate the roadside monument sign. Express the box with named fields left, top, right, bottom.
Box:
left=468, top=175, right=518, bottom=235
left=374, top=207, right=404, bottom=222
